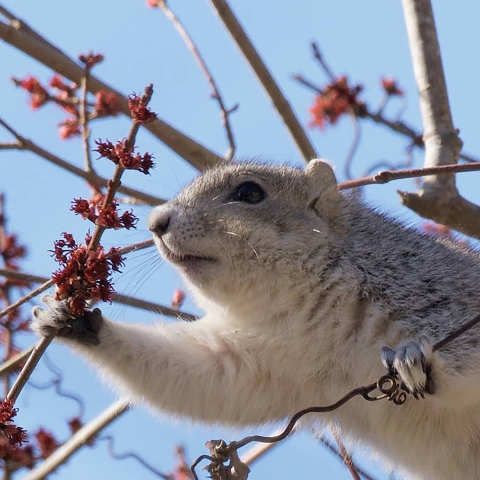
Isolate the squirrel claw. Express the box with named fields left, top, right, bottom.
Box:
left=381, top=339, right=436, bottom=396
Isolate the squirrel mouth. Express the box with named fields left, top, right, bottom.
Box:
left=157, top=240, right=216, bottom=266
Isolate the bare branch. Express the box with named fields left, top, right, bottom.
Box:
left=0, top=117, right=165, bottom=206
left=398, top=0, right=480, bottom=235
left=338, top=162, right=480, bottom=191
left=208, top=0, right=317, bottom=162
left=0, top=268, right=198, bottom=321
left=0, top=347, right=33, bottom=378
left=157, top=0, right=237, bottom=161
left=310, top=431, right=379, bottom=480
left=331, top=424, right=361, bottom=480
left=7, top=334, right=53, bottom=402
left=397, top=191, right=480, bottom=240
left=311, top=42, right=336, bottom=81
left=0, top=279, right=52, bottom=322
left=24, top=399, right=130, bottom=480
left=402, top=0, right=462, bottom=187
left=79, top=68, right=93, bottom=172
left=0, top=9, right=222, bottom=170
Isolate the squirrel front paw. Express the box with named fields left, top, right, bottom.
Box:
left=381, top=339, right=437, bottom=398
left=31, top=294, right=103, bottom=346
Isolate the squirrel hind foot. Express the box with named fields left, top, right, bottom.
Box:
left=381, top=339, right=437, bottom=396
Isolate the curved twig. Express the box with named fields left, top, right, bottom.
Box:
left=99, top=434, right=173, bottom=479
left=157, top=1, right=237, bottom=161
left=208, top=0, right=317, bottom=162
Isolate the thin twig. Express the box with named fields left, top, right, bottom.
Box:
left=0, top=280, right=52, bottom=321
left=79, top=68, right=93, bottom=172
left=7, top=335, right=52, bottom=402
left=338, top=162, right=480, bottom=190
left=331, top=424, right=361, bottom=480
left=311, top=431, right=378, bottom=480
left=88, top=85, right=153, bottom=253
left=157, top=0, right=237, bottom=161
left=30, top=374, right=85, bottom=419
left=208, top=0, right=317, bottom=162
left=99, top=435, right=173, bottom=479
left=0, top=268, right=198, bottom=321
left=311, top=42, right=336, bottom=81
left=344, top=114, right=361, bottom=180
left=0, top=347, right=33, bottom=377
left=0, top=117, right=165, bottom=206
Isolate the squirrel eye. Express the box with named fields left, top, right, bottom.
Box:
left=230, top=181, right=266, bottom=204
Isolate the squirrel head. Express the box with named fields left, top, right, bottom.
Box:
left=148, top=160, right=345, bottom=314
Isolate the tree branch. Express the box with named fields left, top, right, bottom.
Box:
left=339, top=162, right=480, bottom=239
left=157, top=0, right=237, bottom=161
left=23, top=399, right=130, bottom=480
left=208, top=0, right=317, bottom=162
left=0, top=268, right=198, bottom=321
left=0, top=117, right=165, bottom=206
left=0, top=9, right=222, bottom=170
left=399, top=0, right=476, bottom=231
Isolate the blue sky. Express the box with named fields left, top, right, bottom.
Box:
left=1, top=1, right=480, bottom=479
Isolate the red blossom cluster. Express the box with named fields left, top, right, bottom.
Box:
left=68, top=417, right=83, bottom=435
left=128, top=92, right=157, bottom=124
left=12, top=51, right=121, bottom=140
left=70, top=195, right=138, bottom=230
left=0, top=234, right=26, bottom=271
left=0, top=233, right=30, bottom=331
left=95, top=139, right=155, bottom=174
left=94, top=90, right=122, bottom=118
left=78, top=51, right=104, bottom=69
left=0, top=399, right=27, bottom=451
left=51, top=233, right=124, bottom=315
left=380, top=77, right=404, bottom=96
left=35, top=428, right=58, bottom=459
left=309, top=75, right=364, bottom=129
left=0, top=399, right=32, bottom=467
left=11, top=76, right=49, bottom=110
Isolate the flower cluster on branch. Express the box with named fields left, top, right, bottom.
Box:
left=128, top=93, right=158, bottom=124
left=94, top=139, right=155, bottom=174
left=71, top=195, right=138, bottom=230
left=309, top=76, right=365, bottom=129
left=51, top=233, right=124, bottom=315
left=12, top=51, right=121, bottom=140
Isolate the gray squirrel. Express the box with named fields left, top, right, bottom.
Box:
left=32, top=159, right=480, bottom=479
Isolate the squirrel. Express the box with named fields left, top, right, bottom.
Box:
left=32, top=159, right=480, bottom=479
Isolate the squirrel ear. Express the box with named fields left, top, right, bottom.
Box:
left=305, top=159, right=341, bottom=217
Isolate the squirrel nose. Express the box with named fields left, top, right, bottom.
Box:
left=148, top=206, right=171, bottom=235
